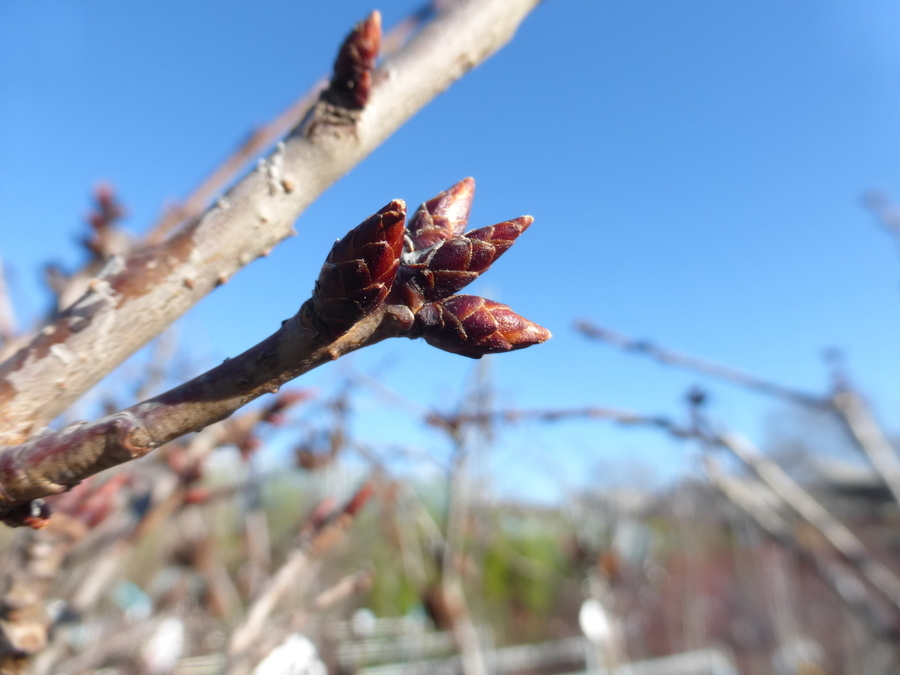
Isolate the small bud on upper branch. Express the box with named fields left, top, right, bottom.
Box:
left=322, top=11, right=382, bottom=111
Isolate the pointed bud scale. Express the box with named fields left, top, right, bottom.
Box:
left=416, top=295, right=551, bottom=359
left=313, top=200, right=406, bottom=337
left=323, top=11, right=382, bottom=110
left=403, top=216, right=532, bottom=301
left=407, top=178, right=475, bottom=250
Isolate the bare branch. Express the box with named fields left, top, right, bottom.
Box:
left=717, top=432, right=900, bottom=613
left=0, top=0, right=543, bottom=445
left=575, top=321, right=827, bottom=408
left=227, top=483, right=374, bottom=669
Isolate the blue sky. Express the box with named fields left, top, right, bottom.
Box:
left=3, top=1, right=900, bottom=501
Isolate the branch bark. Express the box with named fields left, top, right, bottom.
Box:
left=0, top=0, right=542, bottom=445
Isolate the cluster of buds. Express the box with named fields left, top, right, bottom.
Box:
left=311, top=178, right=550, bottom=358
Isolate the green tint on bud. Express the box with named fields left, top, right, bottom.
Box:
left=415, top=295, right=551, bottom=359
left=313, top=200, right=406, bottom=337
left=407, top=177, right=475, bottom=250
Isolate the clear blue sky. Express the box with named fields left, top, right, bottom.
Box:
left=3, top=1, right=900, bottom=501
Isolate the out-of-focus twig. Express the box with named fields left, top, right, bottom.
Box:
left=226, top=482, right=374, bottom=671
left=832, top=389, right=900, bottom=507
left=310, top=567, right=374, bottom=611
left=575, top=320, right=826, bottom=408
left=704, top=456, right=900, bottom=639
left=454, top=402, right=900, bottom=618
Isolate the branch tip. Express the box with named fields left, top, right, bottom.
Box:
left=416, top=295, right=550, bottom=359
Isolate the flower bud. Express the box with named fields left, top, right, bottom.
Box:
left=403, top=216, right=532, bottom=301
left=313, top=200, right=406, bottom=337
left=407, top=178, right=474, bottom=250
left=416, top=295, right=551, bottom=359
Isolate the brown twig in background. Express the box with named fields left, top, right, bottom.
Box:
left=578, top=319, right=900, bottom=512
left=226, top=483, right=375, bottom=673
left=575, top=320, right=827, bottom=408
left=0, top=475, right=128, bottom=670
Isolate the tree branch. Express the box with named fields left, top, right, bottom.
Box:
left=0, top=184, right=549, bottom=523
left=0, top=0, right=543, bottom=445
left=575, top=321, right=827, bottom=408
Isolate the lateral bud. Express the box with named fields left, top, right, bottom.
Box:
left=323, top=11, right=382, bottom=110
left=415, top=295, right=551, bottom=359
left=313, top=200, right=406, bottom=337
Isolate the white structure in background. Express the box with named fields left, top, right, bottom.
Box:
left=141, top=617, right=184, bottom=675
left=252, top=633, right=326, bottom=675
left=579, top=599, right=613, bottom=644
left=579, top=597, right=620, bottom=672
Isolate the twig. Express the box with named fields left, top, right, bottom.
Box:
left=311, top=567, right=374, bottom=611
left=0, top=0, right=543, bottom=444
left=575, top=320, right=827, bottom=408
left=716, top=431, right=900, bottom=613
left=227, top=483, right=374, bottom=668
left=578, top=321, right=900, bottom=513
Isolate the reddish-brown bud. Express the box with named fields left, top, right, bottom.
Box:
left=401, top=216, right=532, bottom=302
left=415, top=295, right=551, bottom=359
left=323, top=11, right=382, bottom=110
left=313, top=200, right=406, bottom=337
left=407, top=177, right=475, bottom=250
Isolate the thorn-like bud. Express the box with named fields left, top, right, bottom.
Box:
left=407, top=178, right=475, bottom=250
left=415, top=295, right=551, bottom=359
left=401, top=216, right=532, bottom=302
left=323, top=11, right=382, bottom=110
left=313, top=200, right=406, bottom=337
